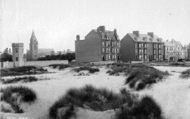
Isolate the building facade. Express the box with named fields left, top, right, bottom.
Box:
left=12, top=43, right=24, bottom=67
left=75, top=26, right=120, bottom=62
left=164, top=39, right=183, bottom=61
left=120, top=31, right=164, bottom=62
left=38, top=48, right=55, bottom=58
left=188, top=43, right=190, bottom=60
left=28, top=31, right=38, bottom=61
left=182, top=45, right=188, bottom=60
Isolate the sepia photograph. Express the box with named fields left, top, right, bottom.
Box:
left=0, top=0, right=190, bottom=119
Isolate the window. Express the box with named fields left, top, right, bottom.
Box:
left=102, top=48, right=105, bottom=53
left=159, top=55, right=163, bottom=59
left=139, top=55, right=143, bottom=60
left=139, top=49, right=143, bottom=54
left=112, top=55, right=116, bottom=60
left=106, top=48, right=110, bottom=53
left=106, top=54, right=111, bottom=60
left=135, top=49, right=138, bottom=54
left=144, top=55, right=148, bottom=60
left=117, top=42, right=120, bottom=47
left=112, top=42, right=116, bottom=47
left=154, top=55, right=157, bottom=59
left=16, top=48, right=18, bottom=53
left=139, top=43, right=143, bottom=48
left=102, top=42, right=105, bottom=47
left=144, top=49, right=147, bottom=54
left=154, top=50, right=157, bottom=54
left=159, top=44, right=162, bottom=49
left=16, top=57, right=18, bottom=61
left=112, top=48, right=116, bottom=53
left=106, top=41, right=110, bottom=47
left=116, top=48, right=119, bottom=53
left=144, top=44, right=147, bottom=48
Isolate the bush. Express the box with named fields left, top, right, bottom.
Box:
left=125, top=64, right=169, bottom=90
left=1, top=76, right=38, bottom=84
left=106, top=63, right=156, bottom=76
left=49, top=64, right=70, bottom=70
left=1, top=86, right=37, bottom=113
left=0, top=66, right=48, bottom=77
left=0, top=53, right=12, bottom=62
left=170, top=62, right=186, bottom=66
left=180, top=69, right=190, bottom=79
left=106, top=63, right=130, bottom=76
left=116, top=96, right=163, bottom=119
left=73, top=66, right=99, bottom=73
left=49, top=85, right=135, bottom=119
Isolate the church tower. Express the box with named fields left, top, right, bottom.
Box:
left=29, top=31, right=38, bottom=60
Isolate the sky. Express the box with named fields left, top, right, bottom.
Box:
left=0, top=0, right=190, bottom=52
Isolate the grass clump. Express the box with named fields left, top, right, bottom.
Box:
left=169, top=62, right=186, bottom=66
left=125, top=64, right=169, bottom=90
left=106, top=63, right=130, bottom=76
left=1, top=76, right=38, bottom=84
left=1, top=66, right=48, bottom=77
left=49, top=85, right=135, bottom=119
left=73, top=66, right=99, bottom=73
left=180, top=69, right=190, bottom=79
left=49, top=64, right=70, bottom=70
left=107, top=63, right=169, bottom=90
left=1, top=86, right=37, bottom=113
left=116, top=96, right=163, bottom=119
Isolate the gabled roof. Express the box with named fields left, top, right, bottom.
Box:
left=128, top=32, right=163, bottom=43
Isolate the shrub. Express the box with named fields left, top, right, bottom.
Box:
left=1, top=76, right=39, bottom=84
left=116, top=96, right=163, bottom=119
left=49, top=85, right=135, bottom=119
left=73, top=66, right=99, bottom=73
left=1, top=86, right=37, bottom=113
left=49, top=64, right=70, bottom=70
left=106, top=63, right=130, bottom=76
left=0, top=66, right=48, bottom=77
left=170, top=62, right=186, bottom=66
left=125, top=65, right=169, bottom=90
left=180, top=69, right=190, bottom=79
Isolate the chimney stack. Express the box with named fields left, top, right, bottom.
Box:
left=147, top=32, right=154, bottom=37
left=97, top=26, right=105, bottom=32
left=76, top=35, right=80, bottom=40
left=133, top=31, right=139, bottom=37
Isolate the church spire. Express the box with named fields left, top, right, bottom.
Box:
left=30, top=30, right=37, bottom=41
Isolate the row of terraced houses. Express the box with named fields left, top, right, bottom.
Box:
left=75, top=26, right=190, bottom=62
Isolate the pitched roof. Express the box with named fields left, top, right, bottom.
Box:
left=128, top=33, right=163, bottom=43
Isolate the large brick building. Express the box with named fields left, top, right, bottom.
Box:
left=120, top=31, right=164, bottom=62
left=75, top=26, right=120, bottom=62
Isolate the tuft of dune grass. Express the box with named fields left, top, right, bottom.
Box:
left=1, top=76, right=49, bottom=84
left=49, top=64, right=70, bottom=70
left=0, top=66, right=48, bottom=77
left=125, top=64, right=169, bottom=90
left=1, top=86, right=37, bottom=113
left=116, top=96, right=164, bottom=119
left=73, top=66, right=99, bottom=73
left=49, top=85, right=135, bottom=119
left=180, top=69, right=190, bottom=79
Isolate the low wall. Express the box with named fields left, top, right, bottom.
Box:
left=0, top=60, right=68, bottom=69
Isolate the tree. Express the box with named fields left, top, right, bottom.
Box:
left=0, top=53, right=13, bottom=62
